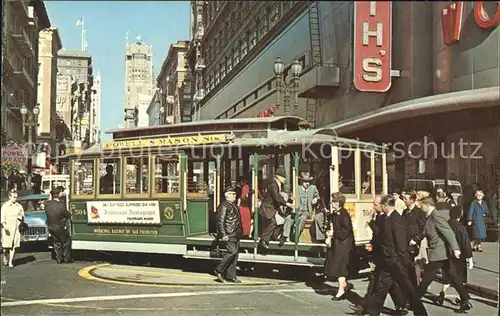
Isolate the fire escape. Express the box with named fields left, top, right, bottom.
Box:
left=193, top=1, right=206, bottom=122
left=306, top=1, right=322, bottom=127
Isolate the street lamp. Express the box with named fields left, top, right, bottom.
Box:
left=20, top=103, right=40, bottom=189
left=273, top=57, right=302, bottom=112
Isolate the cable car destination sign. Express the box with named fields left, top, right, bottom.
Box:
left=103, top=134, right=229, bottom=150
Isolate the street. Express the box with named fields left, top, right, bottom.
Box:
left=1, top=247, right=498, bottom=316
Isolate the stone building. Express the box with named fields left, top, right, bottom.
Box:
left=37, top=27, right=71, bottom=156
left=90, top=72, right=101, bottom=144
left=124, top=36, right=153, bottom=127
left=1, top=0, right=50, bottom=145
left=56, top=50, right=94, bottom=146
left=157, top=40, right=192, bottom=123
left=187, top=1, right=499, bottom=192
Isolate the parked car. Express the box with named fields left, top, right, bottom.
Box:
left=0, top=194, right=51, bottom=247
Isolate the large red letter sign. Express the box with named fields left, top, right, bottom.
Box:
left=353, top=1, right=392, bottom=92
left=474, top=1, right=500, bottom=29
left=441, top=2, right=464, bottom=46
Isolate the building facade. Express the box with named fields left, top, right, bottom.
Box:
left=1, top=0, right=50, bottom=145
left=90, top=72, right=101, bottom=144
left=157, top=40, right=193, bottom=123
left=146, top=89, right=161, bottom=126
left=37, top=27, right=71, bottom=156
left=188, top=1, right=499, bottom=193
left=56, top=50, right=94, bottom=146
left=124, top=36, right=153, bottom=127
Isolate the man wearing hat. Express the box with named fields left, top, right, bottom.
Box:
left=282, top=172, right=318, bottom=244
left=214, top=185, right=243, bottom=283
left=45, top=187, right=72, bottom=264
left=258, top=167, right=294, bottom=249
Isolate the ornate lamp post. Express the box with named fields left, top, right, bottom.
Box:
left=273, top=57, right=302, bottom=112
left=20, top=103, right=40, bottom=188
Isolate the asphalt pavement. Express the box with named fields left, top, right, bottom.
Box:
left=1, top=247, right=498, bottom=316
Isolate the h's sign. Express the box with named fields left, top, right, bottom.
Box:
left=353, top=1, right=392, bottom=93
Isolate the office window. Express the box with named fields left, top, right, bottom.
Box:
left=271, top=4, right=281, bottom=26
left=261, top=7, right=269, bottom=35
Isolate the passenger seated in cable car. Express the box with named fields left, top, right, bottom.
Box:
left=282, top=172, right=318, bottom=243
left=100, top=165, right=115, bottom=194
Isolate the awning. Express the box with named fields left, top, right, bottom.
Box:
left=327, top=87, right=500, bottom=135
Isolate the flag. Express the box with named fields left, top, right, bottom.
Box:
left=76, top=17, right=84, bottom=27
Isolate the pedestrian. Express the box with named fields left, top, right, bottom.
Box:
left=351, top=195, right=427, bottom=316
left=416, top=195, right=472, bottom=313
left=214, top=185, right=243, bottom=283
left=467, top=190, right=489, bottom=252
left=401, top=191, right=427, bottom=288
left=324, top=192, right=354, bottom=300
left=45, top=187, right=72, bottom=264
left=1, top=189, right=24, bottom=268
left=364, top=195, right=407, bottom=313
left=438, top=206, right=473, bottom=306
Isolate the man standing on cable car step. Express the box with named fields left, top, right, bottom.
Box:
left=214, top=185, right=243, bottom=283
left=258, top=168, right=295, bottom=249
left=45, top=187, right=72, bottom=264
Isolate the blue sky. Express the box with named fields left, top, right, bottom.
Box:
left=45, top=1, right=190, bottom=141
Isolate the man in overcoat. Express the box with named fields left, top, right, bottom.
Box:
left=353, top=195, right=427, bottom=316
left=214, top=185, right=243, bottom=283
left=258, top=168, right=294, bottom=248
left=416, top=195, right=472, bottom=313
left=45, top=187, right=72, bottom=263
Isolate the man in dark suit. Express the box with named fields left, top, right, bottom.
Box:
left=401, top=191, right=427, bottom=288
left=257, top=168, right=294, bottom=249
left=416, top=195, right=472, bottom=313
left=45, top=187, right=72, bottom=264
left=364, top=196, right=408, bottom=314
left=353, top=195, right=427, bottom=316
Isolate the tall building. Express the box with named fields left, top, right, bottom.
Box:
left=187, top=1, right=499, bottom=192
left=157, top=40, right=192, bottom=124
left=56, top=50, right=94, bottom=146
left=91, top=72, right=101, bottom=143
left=37, top=27, right=70, bottom=156
left=124, top=36, right=153, bottom=127
left=1, top=0, right=50, bottom=145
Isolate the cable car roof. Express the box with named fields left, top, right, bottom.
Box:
left=106, top=116, right=311, bottom=140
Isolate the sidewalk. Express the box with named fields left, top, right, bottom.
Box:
left=436, top=242, right=499, bottom=300
left=86, top=264, right=300, bottom=286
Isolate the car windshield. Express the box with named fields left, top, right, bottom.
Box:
left=405, top=181, right=434, bottom=193
left=19, top=199, right=48, bottom=212
left=447, top=185, right=462, bottom=194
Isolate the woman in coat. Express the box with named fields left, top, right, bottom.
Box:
left=467, top=190, right=488, bottom=252
left=324, top=192, right=355, bottom=300
left=1, top=189, right=25, bottom=268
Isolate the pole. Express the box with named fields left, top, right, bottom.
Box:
left=80, top=17, right=86, bottom=52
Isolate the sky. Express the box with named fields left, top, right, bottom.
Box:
left=45, top=1, right=191, bottom=141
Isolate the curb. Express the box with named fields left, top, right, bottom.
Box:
left=87, top=267, right=292, bottom=287
left=434, top=275, right=499, bottom=301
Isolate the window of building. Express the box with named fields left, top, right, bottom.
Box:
left=154, top=155, right=179, bottom=194
left=249, top=29, right=256, bottom=49
left=241, top=35, right=248, bottom=57
left=271, top=4, right=281, bottom=26
left=72, top=160, right=95, bottom=196
left=213, top=38, right=218, bottom=55
left=254, top=18, right=260, bottom=43
left=228, top=52, right=233, bottom=71
left=214, top=65, right=219, bottom=84
left=261, top=7, right=269, bottom=35
left=221, top=62, right=226, bottom=78
left=125, top=157, right=149, bottom=195
left=233, top=45, right=240, bottom=64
